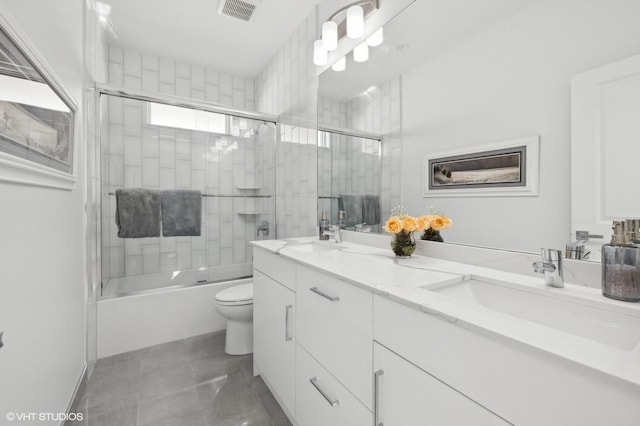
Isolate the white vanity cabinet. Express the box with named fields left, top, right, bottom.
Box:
left=295, top=264, right=373, bottom=410
left=373, top=342, right=510, bottom=426
left=253, top=249, right=296, bottom=420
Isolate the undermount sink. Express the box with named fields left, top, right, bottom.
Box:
left=422, top=276, right=640, bottom=351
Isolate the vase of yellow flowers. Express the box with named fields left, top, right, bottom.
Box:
left=420, top=214, right=453, bottom=242
left=384, top=208, right=431, bottom=258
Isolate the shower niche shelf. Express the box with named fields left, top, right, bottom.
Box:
left=236, top=186, right=261, bottom=190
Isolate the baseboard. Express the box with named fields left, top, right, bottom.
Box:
left=61, top=364, right=87, bottom=426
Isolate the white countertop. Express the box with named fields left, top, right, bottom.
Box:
left=252, top=237, right=640, bottom=388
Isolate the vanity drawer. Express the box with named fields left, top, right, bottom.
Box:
left=296, top=265, right=373, bottom=409
left=253, top=246, right=296, bottom=291
left=296, top=343, right=372, bottom=426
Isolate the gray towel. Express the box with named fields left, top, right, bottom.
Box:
left=116, top=188, right=161, bottom=238
left=362, top=195, right=380, bottom=226
left=339, top=194, right=363, bottom=227
left=161, top=190, right=202, bottom=237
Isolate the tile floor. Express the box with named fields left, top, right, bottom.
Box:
left=67, top=330, right=291, bottom=426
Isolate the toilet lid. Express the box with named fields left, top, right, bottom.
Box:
left=215, top=283, right=253, bottom=303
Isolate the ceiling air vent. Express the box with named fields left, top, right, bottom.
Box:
left=217, top=0, right=262, bottom=22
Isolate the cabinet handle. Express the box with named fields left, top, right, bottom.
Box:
left=285, top=304, right=293, bottom=342
left=310, top=286, right=340, bottom=302
left=374, top=369, right=384, bottom=426
left=309, top=376, right=339, bottom=407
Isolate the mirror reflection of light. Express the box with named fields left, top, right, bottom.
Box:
left=170, top=271, right=181, bottom=280
left=0, top=75, right=70, bottom=112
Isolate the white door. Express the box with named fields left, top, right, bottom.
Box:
left=374, top=342, right=511, bottom=426
left=253, top=270, right=295, bottom=417
left=571, top=54, right=640, bottom=257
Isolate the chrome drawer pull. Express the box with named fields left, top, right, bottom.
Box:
left=309, top=376, right=339, bottom=407
left=374, top=369, right=384, bottom=426
left=285, top=304, right=293, bottom=342
left=310, top=286, right=340, bottom=302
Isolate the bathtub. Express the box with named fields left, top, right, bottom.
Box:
left=101, top=263, right=252, bottom=298
left=97, top=273, right=252, bottom=358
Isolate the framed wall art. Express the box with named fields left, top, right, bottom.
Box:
left=422, top=136, right=539, bottom=197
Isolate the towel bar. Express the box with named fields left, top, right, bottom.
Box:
left=108, top=192, right=271, bottom=198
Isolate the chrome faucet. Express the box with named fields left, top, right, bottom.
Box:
left=532, top=248, right=564, bottom=288
left=354, top=223, right=371, bottom=233
left=257, top=220, right=269, bottom=237
left=323, top=225, right=343, bottom=243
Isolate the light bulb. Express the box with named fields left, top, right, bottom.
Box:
left=346, top=5, right=364, bottom=39
left=367, top=27, right=383, bottom=47
left=331, top=56, right=346, bottom=72
left=322, top=21, right=338, bottom=51
left=313, top=40, right=327, bottom=66
left=353, top=41, right=368, bottom=62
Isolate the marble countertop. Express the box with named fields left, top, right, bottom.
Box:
left=252, top=237, right=640, bottom=388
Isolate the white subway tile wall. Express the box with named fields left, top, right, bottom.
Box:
left=255, top=10, right=319, bottom=238
left=103, top=46, right=275, bottom=279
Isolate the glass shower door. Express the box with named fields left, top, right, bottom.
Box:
left=99, top=94, right=276, bottom=298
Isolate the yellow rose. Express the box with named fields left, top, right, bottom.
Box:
left=402, top=216, right=418, bottom=232
left=442, top=217, right=453, bottom=229
left=429, top=216, right=447, bottom=231
left=384, top=216, right=403, bottom=234
left=415, top=215, right=430, bottom=232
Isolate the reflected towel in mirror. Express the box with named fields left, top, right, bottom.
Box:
left=339, top=194, right=363, bottom=227
left=362, top=195, right=380, bottom=225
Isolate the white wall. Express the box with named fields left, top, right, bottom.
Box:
left=0, top=0, right=86, bottom=416
left=401, top=0, right=640, bottom=252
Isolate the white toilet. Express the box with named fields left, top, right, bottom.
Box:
left=214, top=282, right=254, bottom=355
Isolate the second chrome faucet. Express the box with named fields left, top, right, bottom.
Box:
left=532, top=248, right=564, bottom=288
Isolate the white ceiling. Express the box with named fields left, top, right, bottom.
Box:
left=320, top=0, right=542, bottom=101
left=101, top=0, right=321, bottom=77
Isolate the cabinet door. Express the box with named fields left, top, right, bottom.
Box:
left=253, top=270, right=295, bottom=417
left=374, top=343, right=511, bottom=426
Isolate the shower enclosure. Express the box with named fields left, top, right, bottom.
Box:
left=98, top=88, right=277, bottom=298
left=317, top=128, right=382, bottom=233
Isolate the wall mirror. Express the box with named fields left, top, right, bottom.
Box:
left=318, top=0, right=640, bottom=261
left=0, top=14, right=77, bottom=189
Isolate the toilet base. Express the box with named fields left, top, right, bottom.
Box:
left=225, top=319, right=253, bottom=355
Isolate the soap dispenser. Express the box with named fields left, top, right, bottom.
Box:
left=337, top=210, right=346, bottom=230
left=601, top=219, right=640, bottom=302
left=319, top=211, right=330, bottom=241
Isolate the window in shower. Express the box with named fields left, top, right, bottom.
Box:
left=317, top=130, right=382, bottom=233
left=99, top=94, right=276, bottom=298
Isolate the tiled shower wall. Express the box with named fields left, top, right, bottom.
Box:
left=102, top=97, right=275, bottom=279
left=318, top=77, right=402, bottom=224
left=102, top=47, right=275, bottom=281
left=255, top=10, right=319, bottom=238
left=107, top=46, right=255, bottom=109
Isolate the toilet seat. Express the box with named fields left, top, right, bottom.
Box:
left=215, top=283, right=253, bottom=306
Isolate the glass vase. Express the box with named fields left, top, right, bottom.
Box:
left=391, top=231, right=416, bottom=257
left=421, top=228, right=444, bottom=242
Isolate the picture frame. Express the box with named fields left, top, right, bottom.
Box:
left=422, top=136, right=539, bottom=197
left=0, top=10, right=78, bottom=190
